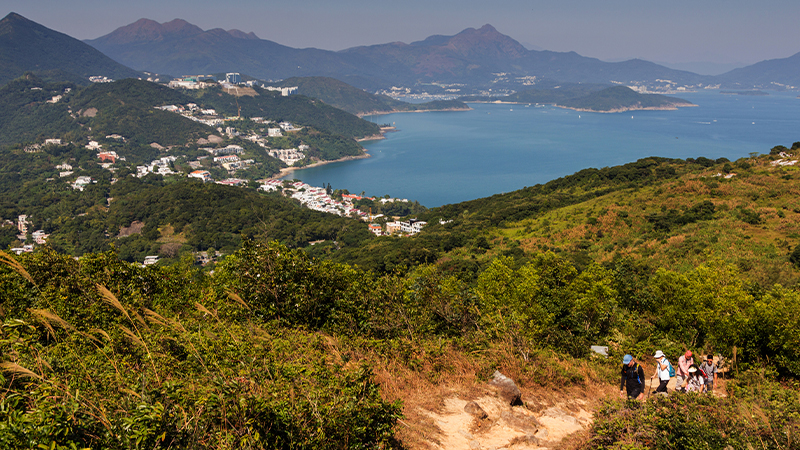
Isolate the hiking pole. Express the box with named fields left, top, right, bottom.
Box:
left=647, top=376, right=653, bottom=401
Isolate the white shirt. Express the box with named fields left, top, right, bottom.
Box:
left=657, top=357, right=671, bottom=381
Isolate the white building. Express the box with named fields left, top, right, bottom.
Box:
left=188, top=170, right=212, bottom=182
left=399, top=220, right=427, bottom=235
left=226, top=73, right=241, bottom=84
left=32, top=230, right=48, bottom=244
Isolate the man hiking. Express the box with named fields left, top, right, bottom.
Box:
left=620, top=354, right=645, bottom=400
left=676, top=351, right=694, bottom=392
left=699, top=355, right=718, bottom=393
left=652, top=350, right=671, bottom=394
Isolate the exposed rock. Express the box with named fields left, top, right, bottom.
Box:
left=489, top=370, right=522, bottom=406
left=80, top=107, right=97, bottom=117
left=196, top=137, right=209, bottom=145
left=207, top=134, right=224, bottom=144
left=542, top=407, right=579, bottom=425
left=500, top=410, right=540, bottom=433
left=150, top=142, right=165, bottom=150
left=509, top=434, right=540, bottom=446
left=464, top=401, right=489, bottom=419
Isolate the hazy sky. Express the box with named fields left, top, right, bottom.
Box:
left=6, top=0, right=799, bottom=65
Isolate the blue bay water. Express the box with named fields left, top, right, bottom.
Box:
left=288, top=90, right=800, bottom=207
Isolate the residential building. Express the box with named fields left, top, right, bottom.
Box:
left=32, top=230, right=48, bottom=245
left=369, top=224, right=383, bottom=236
left=400, top=219, right=427, bottom=235
left=97, top=151, right=118, bottom=163
left=17, top=215, right=29, bottom=234
left=188, top=170, right=213, bottom=182
left=385, top=221, right=402, bottom=235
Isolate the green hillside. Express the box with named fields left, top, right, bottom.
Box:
left=0, top=75, right=215, bottom=149
left=189, top=84, right=381, bottom=138
left=0, top=75, right=383, bottom=180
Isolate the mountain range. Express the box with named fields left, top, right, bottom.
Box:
left=85, top=18, right=800, bottom=92
left=3, top=12, right=800, bottom=94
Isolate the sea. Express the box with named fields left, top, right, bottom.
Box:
left=286, top=90, right=800, bottom=207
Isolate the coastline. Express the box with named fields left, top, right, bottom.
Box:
left=553, top=102, right=698, bottom=113
left=269, top=152, right=371, bottom=180
left=356, top=106, right=472, bottom=118
left=466, top=100, right=696, bottom=113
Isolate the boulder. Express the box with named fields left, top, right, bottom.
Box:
left=464, top=401, right=488, bottom=419
left=489, top=370, right=523, bottom=406
left=500, top=410, right=540, bottom=433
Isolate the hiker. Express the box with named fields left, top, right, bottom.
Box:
left=699, top=355, right=718, bottom=393
left=683, top=364, right=705, bottom=393
left=652, top=350, right=671, bottom=394
left=620, top=354, right=645, bottom=400
left=676, top=350, right=694, bottom=391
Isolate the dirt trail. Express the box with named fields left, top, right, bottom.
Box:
left=419, top=391, right=595, bottom=449
left=413, top=371, right=727, bottom=449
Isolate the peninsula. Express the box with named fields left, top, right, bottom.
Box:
left=461, top=84, right=694, bottom=113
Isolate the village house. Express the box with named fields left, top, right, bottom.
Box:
left=32, top=230, right=48, bottom=245
left=400, top=219, right=427, bottom=235
left=204, top=145, right=244, bottom=156
left=369, top=224, right=383, bottom=236
left=188, top=170, right=213, bottom=182
left=385, top=221, right=402, bottom=235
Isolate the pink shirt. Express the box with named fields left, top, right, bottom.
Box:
left=678, top=355, right=694, bottom=376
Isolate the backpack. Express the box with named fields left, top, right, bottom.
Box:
left=667, top=359, right=676, bottom=377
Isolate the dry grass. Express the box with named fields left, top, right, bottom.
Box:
left=0, top=250, right=35, bottom=285
left=0, top=362, right=41, bottom=379
left=29, top=308, right=74, bottom=338
left=223, top=86, right=258, bottom=97
left=96, top=284, right=132, bottom=322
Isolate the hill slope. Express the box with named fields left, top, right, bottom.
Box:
left=716, top=51, right=800, bottom=89
left=0, top=13, right=143, bottom=85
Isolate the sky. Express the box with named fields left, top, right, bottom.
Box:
left=6, top=0, right=800, bottom=71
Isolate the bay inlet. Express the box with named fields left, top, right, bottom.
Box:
left=287, top=90, right=800, bottom=207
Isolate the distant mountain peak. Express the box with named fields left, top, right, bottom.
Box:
left=444, top=24, right=528, bottom=59
left=227, top=29, right=259, bottom=40
left=89, top=18, right=205, bottom=45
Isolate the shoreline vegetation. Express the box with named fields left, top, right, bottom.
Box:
left=270, top=152, right=371, bottom=180
left=355, top=106, right=472, bottom=117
